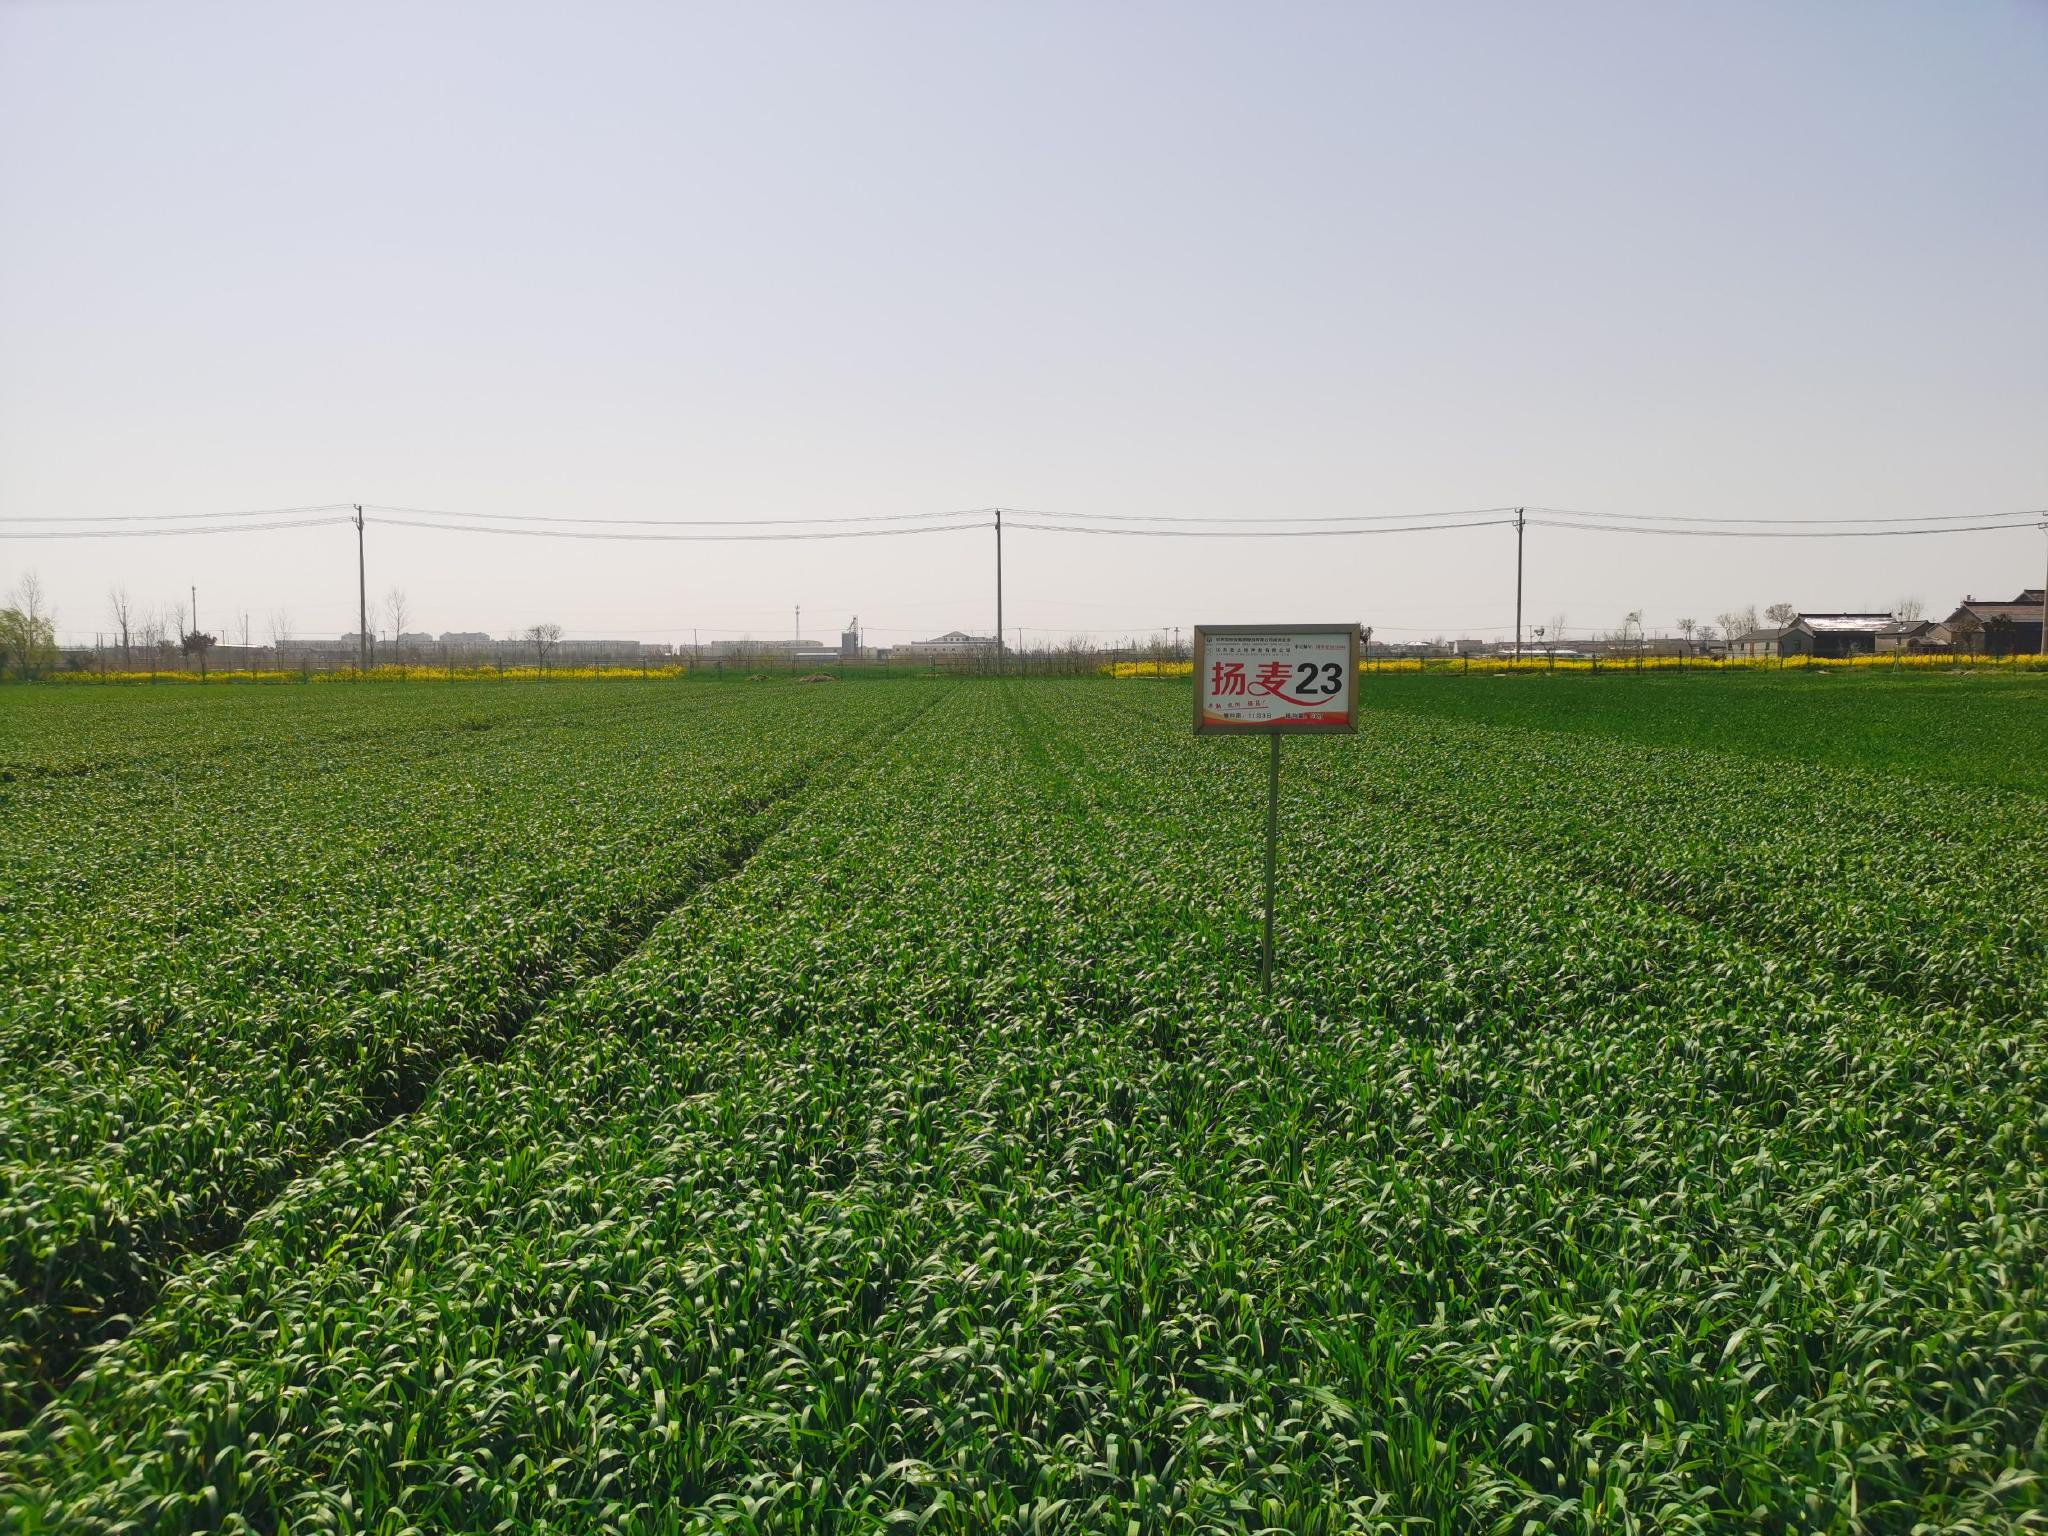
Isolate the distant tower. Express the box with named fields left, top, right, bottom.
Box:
left=840, top=616, right=860, bottom=661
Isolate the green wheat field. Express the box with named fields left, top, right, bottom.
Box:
left=2, top=671, right=2044, bottom=1533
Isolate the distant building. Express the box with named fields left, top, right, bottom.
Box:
left=1728, top=627, right=1786, bottom=659
left=895, top=630, right=996, bottom=659
left=550, top=639, right=664, bottom=661
left=1777, top=613, right=1894, bottom=659
left=1941, top=590, right=2044, bottom=656
left=439, top=631, right=492, bottom=646
left=1874, top=619, right=1943, bottom=654
left=694, top=638, right=823, bottom=660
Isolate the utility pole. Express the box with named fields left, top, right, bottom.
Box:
left=994, top=508, right=1004, bottom=677
left=2040, top=519, right=2047, bottom=657
left=1513, top=507, right=1526, bottom=662
left=192, top=584, right=206, bottom=682
left=354, top=505, right=369, bottom=675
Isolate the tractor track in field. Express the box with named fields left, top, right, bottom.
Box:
left=9, top=687, right=955, bottom=1426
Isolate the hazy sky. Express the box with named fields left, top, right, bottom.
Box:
left=3, top=0, right=2043, bottom=648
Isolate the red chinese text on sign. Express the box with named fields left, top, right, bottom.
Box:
left=1191, top=626, right=1361, bottom=735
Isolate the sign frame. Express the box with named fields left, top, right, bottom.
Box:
left=1188, top=620, right=1366, bottom=996
left=1191, top=623, right=1363, bottom=736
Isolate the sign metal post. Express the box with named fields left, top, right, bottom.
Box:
left=1192, top=623, right=1362, bottom=998
left=1261, top=732, right=1280, bottom=991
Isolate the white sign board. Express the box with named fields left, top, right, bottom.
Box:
left=1193, top=624, right=1362, bottom=734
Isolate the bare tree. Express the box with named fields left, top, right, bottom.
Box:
left=1895, top=596, right=1925, bottom=622
left=139, top=608, right=166, bottom=679
left=1547, top=612, right=1568, bottom=647
left=15, top=571, right=49, bottom=625
left=378, top=588, right=412, bottom=677
left=1765, top=602, right=1798, bottom=628
left=268, top=608, right=294, bottom=668
left=1603, top=610, right=1646, bottom=660
left=1717, top=605, right=1760, bottom=647
left=108, top=586, right=135, bottom=667
left=524, top=622, right=563, bottom=673
left=1677, top=617, right=1698, bottom=652
left=384, top=587, right=411, bottom=650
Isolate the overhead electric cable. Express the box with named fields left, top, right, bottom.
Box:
left=7, top=500, right=2042, bottom=541
left=1529, top=518, right=2035, bottom=539
left=0, top=503, right=353, bottom=525
left=365, top=503, right=1002, bottom=528
left=0, top=516, right=353, bottom=539
left=1005, top=517, right=1518, bottom=538
left=989, top=505, right=1520, bottom=525
left=370, top=515, right=991, bottom=543
left=1527, top=504, right=2044, bottom=527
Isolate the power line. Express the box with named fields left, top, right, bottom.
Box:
left=1530, top=517, right=2037, bottom=539
left=1035, top=504, right=2036, bottom=534
left=991, top=504, right=1521, bottom=525
left=0, top=516, right=353, bottom=539
left=0, top=501, right=1519, bottom=529
left=1006, top=517, right=1518, bottom=538
left=0, top=503, right=352, bottom=525
left=364, top=502, right=1003, bottom=528
left=1, top=502, right=981, bottom=528
left=9, top=496, right=2046, bottom=533
left=371, top=515, right=992, bottom=543
left=1528, top=504, right=2045, bottom=527
left=8, top=502, right=2044, bottom=543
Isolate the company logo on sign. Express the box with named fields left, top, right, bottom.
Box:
left=1192, top=626, right=1361, bottom=734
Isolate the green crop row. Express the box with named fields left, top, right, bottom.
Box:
left=0, top=683, right=934, bottom=1426
left=1356, top=668, right=2048, bottom=796
left=1182, top=693, right=2048, bottom=1027
left=4, top=680, right=2042, bottom=1532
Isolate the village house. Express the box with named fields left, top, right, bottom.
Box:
left=1874, top=619, right=1944, bottom=654
left=1776, top=613, right=1894, bottom=659
left=1727, top=626, right=1786, bottom=659
left=1941, top=590, right=2045, bottom=656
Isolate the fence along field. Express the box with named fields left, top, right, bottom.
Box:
left=1, top=677, right=2044, bottom=1531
